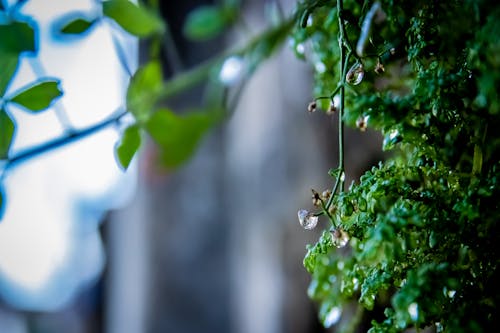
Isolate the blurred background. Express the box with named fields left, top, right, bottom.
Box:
left=0, top=0, right=384, bottom=332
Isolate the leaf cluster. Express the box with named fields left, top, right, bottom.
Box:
left=294, top=0, right=500, bottom=331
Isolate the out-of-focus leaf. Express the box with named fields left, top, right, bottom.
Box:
left=9, top=80, right=63, bottom=112
left=183, top=5, right=230, bottom=41
left=0, top=108, right=15, bottom=159
left=0, top=20, right=35, bottom=54
left=0, top=53, right=18, bottom=96
left=126, top=61, right=163, bottom=121
left=59, top=17, right=97, bottom=35
left=145, top=108, right=217, bottom=168
left=244, top=17, right=294, bottom=73
left=103, top=0, right=164, bottom=37
left=115, top=124, right=141, bottom=170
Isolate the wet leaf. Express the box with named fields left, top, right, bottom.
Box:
left=145, top=108, right=217, bottom=168
left=0, top=108, right=15, bottom=159
left=9, top=80, right=63, bottom=112
left=115, top=124, right=141, bottom=170
left=103, top=0, right=164, bottom=37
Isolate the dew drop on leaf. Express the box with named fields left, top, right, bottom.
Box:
left=298, top=209, right=319, bottom=230
left=295, top=43, right=305, bottom=56
left=346, top=62, right=364, bottom=85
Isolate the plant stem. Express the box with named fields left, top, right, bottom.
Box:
left=3, top=109, right=127, bottom=170
left=325, top=0, right=348, bottom=212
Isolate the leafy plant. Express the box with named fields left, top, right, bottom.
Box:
left=1, top=0, right=499, bottom=331
left=293, top=0, right=500, bottom=331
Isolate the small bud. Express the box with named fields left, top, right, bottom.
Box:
left=311, top=189, right=321, bottom=207
left=390, top=47, right=396, bottom=55
left=328, top=204, right=337, bottom=216
left=374, top=59, right=385, bottom=74
left=331, top=228, right=350, bottom=248
left=356, top=115, right=368, bottom=131
left=326, top=102, right=337, bottom=115
left=307, top=101, right=317, bottom=113
left=321, top=189, right=332, bottom=201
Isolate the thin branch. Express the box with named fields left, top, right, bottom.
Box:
left=161, top=20, right=184, bottom=74
left=4, top=109, right=127, bottom=170
left=325, top=0, right=349, bottom=212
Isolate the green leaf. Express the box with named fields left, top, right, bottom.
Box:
left=0, top=53, right=19, bottom=96
left=126, top=61, right=163, bottom=121
left=103, top=0, right=164, bottom=37
left=0, top=108, right=15, bottom=159
left=9, top=80, right=63, bottom=112
left=145, top=108, right=217, bottom=168
left=0, top=20, right=36, bottom=54
left=59, top=17, right=97, bottom=35
left=183, top=5, right=228, bottom=41
left=115, top=124, right=141, bottom=170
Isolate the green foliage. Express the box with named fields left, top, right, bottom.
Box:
left=8, top=80, right=63, bottom=112
left=145, top=108, right=218, bottom=168
left=0, top=108, right=15, bottom=159
left=183, top=5, right=235, bottom=41
left=115, top=124, right=141, bottom=170
left=0, top=20, right=36, bottom=54
left=126, top=60, right=163, bottom=122
left=0, top=54, right=18, bottom=96
left=103, top=0, right=164, bottom=37
left=294, top=0, right=500, bottom=331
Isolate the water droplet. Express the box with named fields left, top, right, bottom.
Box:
left=298, top=209, right=319, bottom=230
left=295, top=43, right=305, bottom=55
left=408, top=302, right=419, bottom=321
left=382, top=129, right=401, bottom=150
left=331, top=228, right=349, bottom=248
left=219, top=56, right=244, bottom=85
left=324, top=306, right=342, bottom=328
left=315, top=61, right=326, bottom=73
left=306, top=15, right=313, bottom=27
left=346, top=63, right=364, bottom=85
left=353, top=278, right=359, bottom=290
